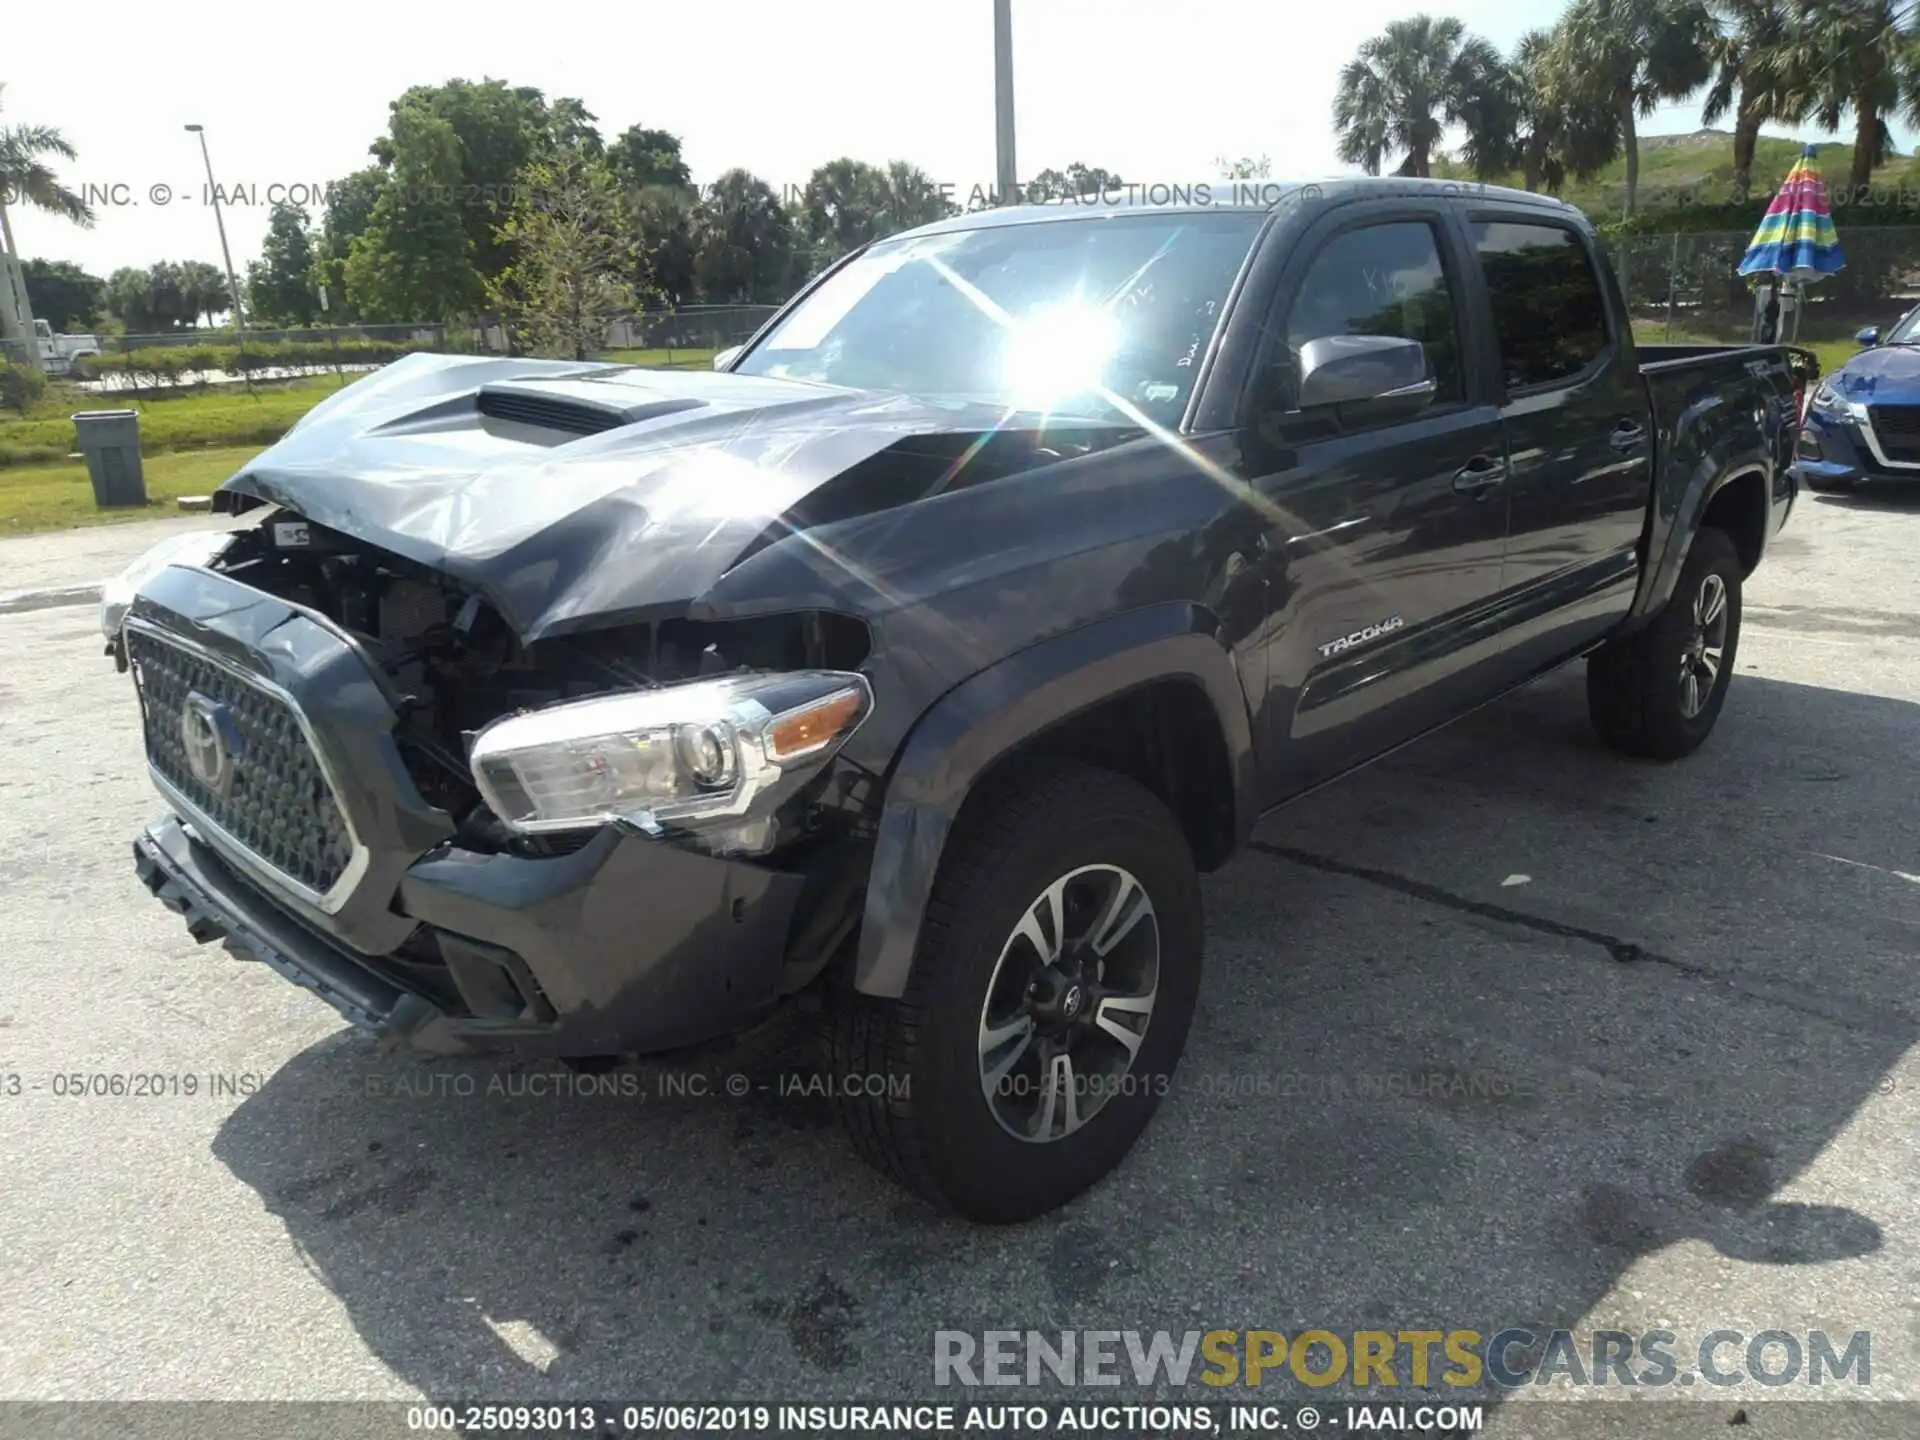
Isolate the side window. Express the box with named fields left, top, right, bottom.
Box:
left=1270, top=220, right=1465, bottom=425
left=1472, top=221, right=1610, bottom=391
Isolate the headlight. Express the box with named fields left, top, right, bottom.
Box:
left=99, top=529, right=233, bottom=639
left=469, top=670, right=872, bottom=836
left=1809, top=381, right=1847, bottom=416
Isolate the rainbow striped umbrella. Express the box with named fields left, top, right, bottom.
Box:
left=1739, top=145, right=1844, bottom=278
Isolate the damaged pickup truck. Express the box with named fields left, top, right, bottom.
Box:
left=109, top=179, right=1807, bottom=1221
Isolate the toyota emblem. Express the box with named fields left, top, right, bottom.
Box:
left=180, top=692, right=240, bottom=794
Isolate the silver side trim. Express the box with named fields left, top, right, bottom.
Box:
left=1852, top=404, right=1920, bottom=471
left=123, top=616, right=371, bottom=915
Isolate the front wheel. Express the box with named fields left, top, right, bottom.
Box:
left=827, top=762, right=1202, bottom=1222
left=1587, top=525, right=1743, bottom=760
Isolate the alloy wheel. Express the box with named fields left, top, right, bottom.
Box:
left=1679, top=572, right=1729, bottom=720
left=976, top=863, right=1159, bottom=1143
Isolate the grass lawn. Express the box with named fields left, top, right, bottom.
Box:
left=0, top=376, right=347, bottom=467
left=0, top=446, right=265, bottom=534
left=1631, top=318, right=1862, bottom=378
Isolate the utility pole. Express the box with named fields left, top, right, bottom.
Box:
left=184, top=124, right=247, bottom=344
left=994, top=0, right=1018, bottom=206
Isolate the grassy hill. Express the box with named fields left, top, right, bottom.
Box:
left=1436, top=130, right=1915, bottom=218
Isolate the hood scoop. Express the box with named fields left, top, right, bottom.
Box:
left=476, top=381, right=709, bottom=437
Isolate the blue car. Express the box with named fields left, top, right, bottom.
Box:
left=1796, top=309, right=1920, bottom=491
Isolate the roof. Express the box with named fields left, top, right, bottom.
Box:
left=894, top=175, right=1582, bottom=241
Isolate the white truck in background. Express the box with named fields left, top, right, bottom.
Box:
left=34, top=318, right=104, bottom=376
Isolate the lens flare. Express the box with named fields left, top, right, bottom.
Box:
left=1000, top=302, right=1118, bottom=410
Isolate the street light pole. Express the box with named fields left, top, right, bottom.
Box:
left=184, top=124, right=247, bottom=346
left=993, top=0, right=1018, bottom=206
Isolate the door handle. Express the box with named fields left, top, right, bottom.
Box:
left=1452, top=456, right=1506, bottom=496
left=1609, top=419, right=1648, bottom=453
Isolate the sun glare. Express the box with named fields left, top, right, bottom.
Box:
left=999, top=301, right=1119, bottom=410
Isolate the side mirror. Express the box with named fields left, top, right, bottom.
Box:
left=712, top=345, right=743, bottom=371
left=1856, top=327, right=1879, bottom=348
left=1296, top=334, right=1435, bottom=417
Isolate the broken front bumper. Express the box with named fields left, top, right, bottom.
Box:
left=135, top=811, right=805, bottom=1056
left=122, top=563, right=804, bottom=1058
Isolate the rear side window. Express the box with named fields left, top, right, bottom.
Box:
left=1472, top=221, right=1609, bottom=391
left=1280, top=220, right=1465, bottom=411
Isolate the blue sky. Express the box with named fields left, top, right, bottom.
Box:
left=5, top=0, right=1902, bottom=281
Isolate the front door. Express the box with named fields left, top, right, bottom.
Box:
left=1238, top=209, right=1512, bottom=799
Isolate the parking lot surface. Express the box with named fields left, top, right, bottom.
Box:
left=0, top=490, right=1914, bottom=1434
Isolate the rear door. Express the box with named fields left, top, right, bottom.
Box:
left=1235, top=203, right=1512, bottom=799
left=1464, top=214, right=1651, bottom=657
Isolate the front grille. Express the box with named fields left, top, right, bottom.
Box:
left=1868, top=404, right=1920, bottom=463
left=126, top=626, right=355, bottom=897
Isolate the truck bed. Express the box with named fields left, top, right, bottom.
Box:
left=1638, top=341, right=1821, bottom=384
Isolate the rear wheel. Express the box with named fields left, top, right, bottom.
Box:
left=1587, top=525, right=1742, bottom=760
left=827, top=762, right=1202, bottom=1222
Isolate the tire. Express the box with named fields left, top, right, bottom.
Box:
left=1587, top=525, right=1742, bottom=760
left=826, top=761, right=1203, bottom=1222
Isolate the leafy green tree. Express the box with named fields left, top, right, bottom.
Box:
left=800, top=157, right=893, bottom=267
left=630, top=183, right=700, bottom=306
left=694, top=169, right=796, bottom=303
left=1332, top=14, right=1511, bottom=178
left=0, top=82, right=95, bottom=366
left=1029, top=163, right=1125, bottom=200
left=179, top=259, right=232, bottom=328
left=880, top=161, right=957, bottom=232
left=1703, top=0, right=1799, bottom=199
left=22, top=258, right=104, bottom=330
left=247, top=201, right=319, bottom=326
left=607, top=125, right=693, bottom=192
left=1556, top=0, right=1717, bottom=216
left=369, top=79, right=569, bottom=282
left=1773, top=0, right=1918, bottom=197
left=346, top=104, right=486, bottom=322
left=546, top=97, right=603, bottom=156
left=310, top=167, right=383, bottom=322
left=489, top=152, right=640, bottom=359
left=105, top=266, right=159, bottom=332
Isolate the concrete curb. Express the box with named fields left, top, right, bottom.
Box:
left=0, top=583, right=104, bottom=616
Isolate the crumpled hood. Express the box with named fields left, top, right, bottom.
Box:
left=1827, top=343, right=1920, bottom=402
left=217, top=353, right=1027, bottom=642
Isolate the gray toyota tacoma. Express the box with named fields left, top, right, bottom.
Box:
left=110, top=179, right=1809, bottom=1221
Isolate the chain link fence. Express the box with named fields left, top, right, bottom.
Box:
left=1, top=305, right=785, bottom=382
left=1604, top=226, right=1920, bottom=344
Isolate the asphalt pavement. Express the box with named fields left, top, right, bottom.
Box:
left=0, top=487, right=1915, bottom=1435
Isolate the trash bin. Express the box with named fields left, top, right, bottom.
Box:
left=72, top=409, right=146, bottom=508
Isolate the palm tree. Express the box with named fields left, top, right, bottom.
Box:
left=1332, top=15, right=1511, bottom=179
left=1773, top=0, right=1919, bottom=199
left=1556, top=0, right=1719, bottom=217
left=1703, top=0, right=1799, bottom=200
left=0, top=83, right=95, bottom=371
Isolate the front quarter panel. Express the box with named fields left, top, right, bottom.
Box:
left=849, top=604, right=1258, bottom=998
left=690, top=431, right=1273, bottom=1000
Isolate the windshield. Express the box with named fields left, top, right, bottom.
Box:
left=1884, top=307, right=1920, bottom=345
left=734, top=211, right=1266, bottom=424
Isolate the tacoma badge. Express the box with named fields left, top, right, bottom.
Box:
left=1317, top=614, right=1405, bottom=659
